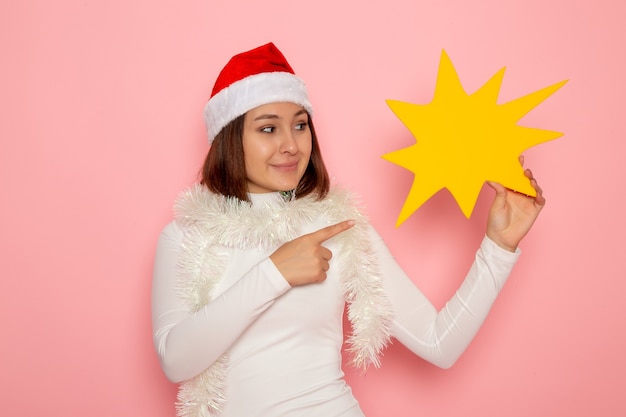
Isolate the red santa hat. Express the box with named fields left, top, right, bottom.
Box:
left=203, top=42, right=313, bottom=143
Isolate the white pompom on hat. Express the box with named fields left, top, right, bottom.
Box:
left=203, top=42, right=313, bottom=144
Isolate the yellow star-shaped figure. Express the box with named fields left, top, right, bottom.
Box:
left=384, top=50, right=567, bottom=226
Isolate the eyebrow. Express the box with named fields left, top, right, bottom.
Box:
left=253, top=109, right=308, bottom=121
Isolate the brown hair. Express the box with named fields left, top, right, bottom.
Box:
left=201, top=113, right=330, bottom=202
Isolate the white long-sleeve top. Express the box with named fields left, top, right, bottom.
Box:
left=152, top=192, right=520, bottom=417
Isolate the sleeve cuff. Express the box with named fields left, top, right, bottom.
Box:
left=259, top=258, right=292, bottom=293
left=481, top=235, right=522, bottom=263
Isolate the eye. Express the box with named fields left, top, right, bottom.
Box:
left=260, top=126, right=275, bottom=133
left=294, top=121, right=308, bottom=131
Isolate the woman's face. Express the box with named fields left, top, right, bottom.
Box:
left=242, top=102, right=312, bottom=194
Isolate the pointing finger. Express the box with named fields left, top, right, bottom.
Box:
left=308, top=220, right=355, bottom=244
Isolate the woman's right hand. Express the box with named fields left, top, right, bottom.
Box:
left=269, top=220, right=355, bottom=286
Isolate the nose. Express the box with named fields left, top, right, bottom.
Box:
left=279, top=130, right=297, bottom=154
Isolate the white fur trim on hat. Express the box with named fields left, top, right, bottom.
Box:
left=203, top=72, right=313, bottom=143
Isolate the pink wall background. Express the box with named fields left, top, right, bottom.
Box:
left=2, top=0, right=624, bottom=416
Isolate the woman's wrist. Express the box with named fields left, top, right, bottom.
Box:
left=485, top=232, right=518, bottom=253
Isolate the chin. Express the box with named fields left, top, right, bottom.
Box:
left=277, top=184, right=298, bottom=192
left=277, top=177, right=303, bottom=191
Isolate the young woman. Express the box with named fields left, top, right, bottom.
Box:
left=152, top=42, right=545, bottom=417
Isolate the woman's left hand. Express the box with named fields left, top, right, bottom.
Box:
left=485, top=156, right=546, bottom=252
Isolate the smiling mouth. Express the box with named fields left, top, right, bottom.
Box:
left=272, top=162, right=299, bottom=172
